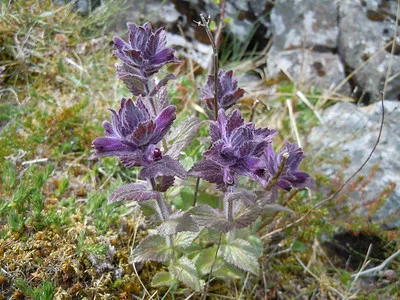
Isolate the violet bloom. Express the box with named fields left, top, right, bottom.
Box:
left=200, top=70, right=244, bottom=119
left=256, top=141, right=313, bottom=191
left=91, top=97, right=186, bottom=180
left=190, top=109, right=276, bottom=188
left=113, top=22, right=180, bottom=95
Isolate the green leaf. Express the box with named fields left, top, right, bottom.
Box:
left=223, top=17, right=233, bottom=25
left=221, top=239, right=260, bottom=275
left=247, top=235, right=263, bottom=258
left=209, top=20, right=217, bottom=31
left=213, top=261, right=243, bottom=280
left=195, top=246, right=218, bottom=275
left=169, top=256, right=201, bottom=291
left=129, top=235, right=172, bottom=263
left=151, top=271, right=176, bottom=287
left=292, top=240, right=306, bottom=252
left=174, top=231, right=200, bottom=249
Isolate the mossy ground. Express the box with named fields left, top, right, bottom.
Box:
left=0, top=1, right=399, bottom=299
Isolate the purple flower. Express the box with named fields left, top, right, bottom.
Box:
left=189, top=109, right=276, bottom=188
left=256, top=141, right=313, bottom=191
left=91, top=97, right=185, bottom=180
left=113, top=22, right=180, bottom=91
left=114, top=22, right=180, bottom=75
left=200, top=70, right=244, bottom=118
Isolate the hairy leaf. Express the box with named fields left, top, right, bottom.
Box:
left=129, top=235, right=172, bottom=263
left=157, top=210, right=199, bottom=236
left=140, top=155, right=187, bottom=179
left=232, top=200, right=260, bottom=229
left=151, top=271, right=176, bottom=287
left=225, top=189, right=256, bottom=205
left=108, top=183, right=159, bottom=204
left=213, top=261, right=243, bottom=280
left=195, top=246, right=219, bottom=275
left=189, top=204, right=232, bottom=233
left=221, top=239, right=260, bottom=275
left=169, top=256, right=201, bottom=291
left=174, top=231, right=200, bottom=249
left=166, top=117, right=203, bottom=159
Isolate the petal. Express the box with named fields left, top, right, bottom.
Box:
left=151, top=105, right=176, bottom=144
left=131, top=120, right=156, bottom=146
left=102, top=121, right=115, bottom=136
left=92, top=137, right=137, bottom=157
left=226, top=109, right=244, bottom=136
left=113, top=36, right=129, bottom=51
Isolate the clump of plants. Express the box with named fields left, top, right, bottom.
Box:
left=90, top=19, right=313, bottom=295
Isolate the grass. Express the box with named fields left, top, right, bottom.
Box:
left=0, top=0, right=399, bottom=299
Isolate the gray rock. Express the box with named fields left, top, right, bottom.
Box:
left=53, top=0, right=101, bottom=14
left=338, top=0, right=400, bottom=100
left=266, top=0, right=349, bottom=94
left=270, top=0, right=338, bottom=50
left=109, top=0, right=181, bottom=34
left=308, top=101, right=400, bottom=228
left=266, top=49, right=351, bottom=94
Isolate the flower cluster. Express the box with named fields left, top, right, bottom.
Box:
left=92, top=23, right=185, bottom=183
left=113, top=22, right=180, bottom=96
left=91, top=97, right=174, bottom=166
left=200, top=70, right=244, bottom=119
left=190, top=108, right=276, bottom=188
left=192, top=72, right=313, bottom=195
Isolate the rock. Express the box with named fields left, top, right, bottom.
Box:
left=266, top=49, right=350, bottom=93
left=266, top=0, right=350, bottom=94
left=53, top=0, right=101, bottom=15
left=338, top=0, right=400, bottom=101
left=308, top=101, right=400, bottom=228
left=165, top=33, right=212, bottom=70
left=109, top=0, right=181, bottom=34
left=270, top=0, right=338, bottom=50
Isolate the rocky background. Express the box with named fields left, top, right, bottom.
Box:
left=57, top=0, right=400, bottom=226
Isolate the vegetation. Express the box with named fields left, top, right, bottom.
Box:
left=0, top=1, right=398, bottom=299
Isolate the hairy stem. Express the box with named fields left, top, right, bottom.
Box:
left=149, top=177, right=173, bottom=248
left=144, top=81, right=158, bottom=116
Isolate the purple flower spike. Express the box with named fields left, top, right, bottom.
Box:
left=256, top=141, right=314, bottom=191
left=200, top=70, right=245, bottom=118
left=91, top=97, right=185, bottom=180
left=189, top=109, right=277, bottom=189
left=113, top=22, right=180, bottom=86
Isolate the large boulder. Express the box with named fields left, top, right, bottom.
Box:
left=266, top=0, right=350, bottom=94
left=338, top=0, right=400, bottom=100
left=308, top=101, right=400, bottom=228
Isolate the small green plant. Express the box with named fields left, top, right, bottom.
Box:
left=14, top=278, right=56, bottom=300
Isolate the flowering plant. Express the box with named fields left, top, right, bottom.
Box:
left=91, top=20, right=313, bottom=294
